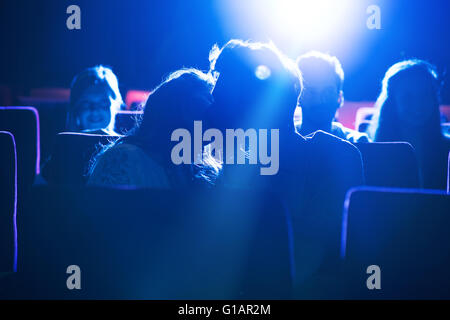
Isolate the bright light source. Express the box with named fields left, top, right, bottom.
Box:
left=255, top=65, right=271, bottom=80
left=271, top=0, right=357, bottom=40
left=216, top=0, right=365, bottom=55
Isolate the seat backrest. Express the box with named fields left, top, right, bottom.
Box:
left=341, top=187, right=450, bottom=299
left=30, top=101, right=69, bottom=163
left=13, top=186, right=293, bottom=299
left=42, top=132, right=121, bottom=185
left=447, top=151, right=449, bottom=193
left=114, top=111, right=142, bottom=134
left=0, top=131, right=17, bottom=272
left=0, top=107, right=39, bottom=189
left=356, top=142, right=421, bottom=188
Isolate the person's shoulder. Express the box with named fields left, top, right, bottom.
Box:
left=442, top=133, right=450, bottom=149
left=332, top=122, right=370, bottom=143
left=96, top=142, right=140, bottom=165
left=105, top=143, right=168, bottom=176
left=87, top=143, right=136, bottom=186
left=305, top=129, right=362, bottom=161
left=305, top=129, right=351, bottom=147
left=88, top=142, right=169, bottom=187
left=110, top=142, right=145, bottom=154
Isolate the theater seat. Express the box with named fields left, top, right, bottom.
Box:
left=42, top=132, right=121, bottom=185
left=355, top=142, right=421, bottom=188
left=17, top=94, right=70, bottom=166
left=447, top=151, right=450, bottom=193
left=0, top=107, right=40, bottom=190
left=114, top=111, right=142, bottom=134
left=341, top=187, right=450, bottom=299
left=6, top=186, right=293, bottom=299
left=0, top=132, right=17, bottom=272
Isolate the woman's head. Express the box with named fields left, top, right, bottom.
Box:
left=67, top=65, right=123, bottom=133
left=135, top=68, right=214, bottom=143
left=208, top=40, right=302, bottom=130
left=370, top=59, right=441, bottom=141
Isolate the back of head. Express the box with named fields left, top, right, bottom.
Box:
left=67, top=65, right=123, bottom=133
left=296, top=51, right=344, bottom=131
left=208, top=40, right=302, bottom=130
left=369, top=59, right=441, bottom=141
left=296, top=51, right=344, bottom=92
left=135, top=68, right=214, bottom=145
left=89, top=69, right=217, bottom=187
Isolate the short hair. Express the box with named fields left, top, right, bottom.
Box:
left=209, top=39, right=301, bottom=86
left=296, top=51, right=344, bottom=91
left=208, top=39, right=302, bottom=128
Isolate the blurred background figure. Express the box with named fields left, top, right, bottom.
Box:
left=369, top=59, right=450, bottom=190
left=66, top=66, right=123, bottom=134
left=296, top=51, right=369, bottom=143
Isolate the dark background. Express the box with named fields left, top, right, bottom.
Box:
left=1, top=0, right=449, bottom=103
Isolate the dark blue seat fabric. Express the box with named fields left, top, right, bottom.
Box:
left=0, top=107, right=39, bottom=191
left=341, top=187, right=450, bottom=299
left=114, top=111, right=142, bottom=134
left=42, top=132, right=121, bottom=185
left=447, top=151, right=449, bottom=193
left=355, top=142, right=421, bottom=188
left=29, top=101, right=68, bottom=163
left=4, top=186, right=293, bottom=299
left=0, top=131, right=18, bottom=272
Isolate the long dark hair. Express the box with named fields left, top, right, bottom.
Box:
left=369, top=59, right=442, bottom=142
left=89, top=68, right=220, bottom=185
left=132, top=69, right=214, bottom=149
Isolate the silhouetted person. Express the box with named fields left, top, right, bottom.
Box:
left=369, top=59, right=450, bottom=190
left=66, top=65, right=123, bottom=134
left=207, top=40, right=364, bottom=294
left=88, top=69, right=218, bottom=188
left=296, top=51, right=369, bottom=143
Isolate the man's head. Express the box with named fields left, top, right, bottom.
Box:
left=208, top=40, right=302, bottom=130
left=296, top=51, right=344, bottom=131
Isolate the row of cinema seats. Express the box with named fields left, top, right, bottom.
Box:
left=4, top=187, right=294, bottom=299
left=44, top=137, right=423, bottom=189
left=0, top=105, right=450, bottom=298
left=2, top=184, right=450, bottom=298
